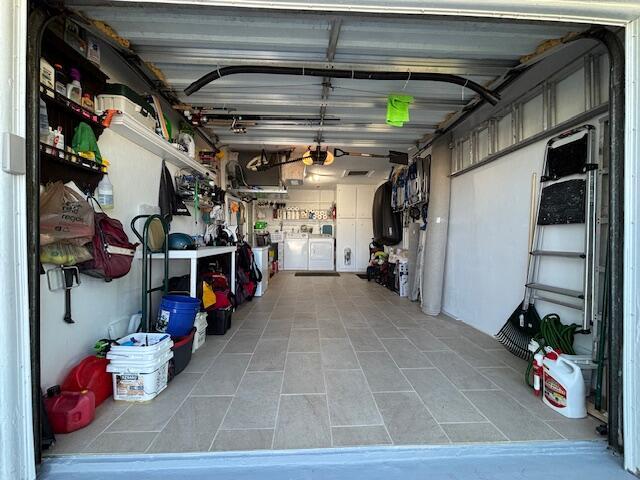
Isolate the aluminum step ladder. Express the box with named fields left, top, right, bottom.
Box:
left=524, top=125, right=598, bottom=330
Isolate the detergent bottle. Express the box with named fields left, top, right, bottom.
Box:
left=542, top=352, right=586, bottom=418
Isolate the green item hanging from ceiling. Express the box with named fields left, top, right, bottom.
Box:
left=386, top=94, right=414, bottom=127
left=72, top=122, right=102, bottom=163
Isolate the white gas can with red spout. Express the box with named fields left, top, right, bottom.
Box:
left=542, top=352, right=586, bottom=418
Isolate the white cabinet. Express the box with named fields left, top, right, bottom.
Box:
left=356, top=185, right=375, bottom=219
left=355, top=219, right=373, bottom=271
left=336, top=184, right=376, bottom=272
left=336, top=219, right=356, bottom=271
left=336, top=185, right=357, bottom=218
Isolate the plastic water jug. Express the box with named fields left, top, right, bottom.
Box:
left=97, top=174, right=114, bottom=210
left=542, top=353, right=586, bottom=418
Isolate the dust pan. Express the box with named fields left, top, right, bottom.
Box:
left=386, top=94, right=413, bottom=127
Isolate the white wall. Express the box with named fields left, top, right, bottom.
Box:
left=40, top=131, right=203, bottom=388
left=39, top=30, right=207, bottom=389
left=443, top=117, right=603, bottom=355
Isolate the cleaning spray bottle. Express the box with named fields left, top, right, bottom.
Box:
left=533, top=351, right=544, bottom=397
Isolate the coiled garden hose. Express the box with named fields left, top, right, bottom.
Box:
left=525, top=313, right=583, bottom=387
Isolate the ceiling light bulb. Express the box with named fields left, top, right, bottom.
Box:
left=324, top=150, right=334, bottom=166
left=302, top=150, right=313, bottom=166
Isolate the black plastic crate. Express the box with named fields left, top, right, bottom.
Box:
left=206, top=307, right=233, bottom=335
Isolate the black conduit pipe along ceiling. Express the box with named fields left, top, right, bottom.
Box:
left=183, top=66, right=501, bottom=106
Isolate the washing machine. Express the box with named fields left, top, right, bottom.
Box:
left=284, top=233, right=309, bottom=270
left=308, top=235, right=334, bottom=271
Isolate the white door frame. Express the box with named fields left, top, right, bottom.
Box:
left=6, top=1, right=640, bottom=477
left=0, top=0, right=35, bottom=479
left=623, top=17, right=640, bottom=476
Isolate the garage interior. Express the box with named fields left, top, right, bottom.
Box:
left=34, top=2, right=617, bottom=457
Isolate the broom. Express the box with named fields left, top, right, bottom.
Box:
left=496, top=173, right=542, bottom=359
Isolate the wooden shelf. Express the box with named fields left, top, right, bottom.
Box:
left=107, top=111, right=213, bottom=177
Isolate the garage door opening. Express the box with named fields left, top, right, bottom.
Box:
left=30, top=2, right=621, bottom=461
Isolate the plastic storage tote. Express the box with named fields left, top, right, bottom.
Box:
left=96, top=84, right=157, bottom=132
left=206, top=307, right=233, bottom=335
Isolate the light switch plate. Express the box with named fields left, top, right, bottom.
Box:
left=1, top=132, right=26, bottom=175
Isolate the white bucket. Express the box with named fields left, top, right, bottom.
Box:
left=107, top=350, right=173, bottom=402
left=108, top=333, right=173, bottom=362
left=192, top=312, right=207, bottom=353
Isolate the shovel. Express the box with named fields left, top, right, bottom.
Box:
left=333, top=148, right=409, bottom=165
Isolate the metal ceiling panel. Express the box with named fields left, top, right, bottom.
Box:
left=66, top=3, right=588, bottom=150
left=67, top=0, right=638, bottom=26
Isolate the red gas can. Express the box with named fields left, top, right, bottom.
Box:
left=62, top=356, right=112, bottom=406
left=44, top=387, right=95, bottom=434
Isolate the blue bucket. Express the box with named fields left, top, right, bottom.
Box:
left=157, top=295, right=200, bottom=336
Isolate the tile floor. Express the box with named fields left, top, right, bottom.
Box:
left=47, top=273, right=602, bottom=455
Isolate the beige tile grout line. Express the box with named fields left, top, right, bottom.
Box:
left=437, top=329, right=571, bottom=440
left=339, top=304, right=395, bottom=447
left=365, top=311, right=453, bottom=445
left=402, top=299, right=557, bottom=441
left=86, top=303, right=249, bottom=454
left=270, top=285, right=289, bottom=450
left=209, top=288, right=283, bottom=451
left=456, top=390, right=513, bottom=442
left=373, top=275, right=572, bottom=442
left=147, top=301, right=257, bottom=453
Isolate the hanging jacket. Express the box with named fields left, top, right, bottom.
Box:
left=158, top=161, right=190, bottom=224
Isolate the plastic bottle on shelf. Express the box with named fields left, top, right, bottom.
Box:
left=66, top=68, right=82, bottom=104
left=81, top=94, right=94, bottom=112
left=52, top=127, right=65, bottom=156
left=53, top=64, right=67, bottom=97
left=40, top=58, right=55, bottom=95
left=97, top=174, right=114, bottom=210
left=39, top=99, right=50, bottom=143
